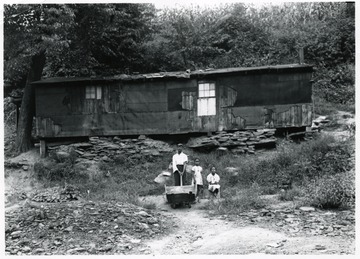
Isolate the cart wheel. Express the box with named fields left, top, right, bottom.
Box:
left=171, top=204, right=176, bottom=209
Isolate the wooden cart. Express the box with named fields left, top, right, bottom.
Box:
left=165, top=184, right=196, bottom=208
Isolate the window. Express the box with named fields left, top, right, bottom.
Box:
left=86, top=86, right=102, bottom=99
left=197, top=82, right=216, bottom=116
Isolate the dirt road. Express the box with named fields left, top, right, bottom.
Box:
left=140, top=195, right=355, bottom=255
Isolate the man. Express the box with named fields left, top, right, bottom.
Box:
left=172, top=144, right=188, bottom=186
left=207, top=166, right=220, bottom=198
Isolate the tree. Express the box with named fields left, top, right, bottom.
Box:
left=4, top=4, right=75, bottom=153
left=44, top=4, right=156, bottom=77
left=4, top=4, right=155, bottom=153
left=143, top=4, right=232, bottom=71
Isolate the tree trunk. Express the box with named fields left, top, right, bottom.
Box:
left=15, top=51, right=46, bottom=154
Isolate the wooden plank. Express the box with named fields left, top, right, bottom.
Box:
left=281, top=110, right=286, bottom=126
left=308, top=108, right=312, bottom=125
left=302, top=104, right=307, bottom=125
left=291, top=106, right=295, bottom=126
left=298, top=105, right=303, bottom=125
left=40, top=140, right=46, bottom=158
left=286, top=109, right=291, bottom=126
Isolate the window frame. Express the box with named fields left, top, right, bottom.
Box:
left=197, top=81, right=216, bottom=116
left=85, top=85, right=102, bottom=100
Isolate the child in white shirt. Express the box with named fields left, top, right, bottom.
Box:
left=191, top=158, right=204, bottom=202
left=207, top=166, right=220, bottom=197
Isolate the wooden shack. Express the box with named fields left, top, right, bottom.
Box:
left=33, top=64, right=313, bottom=143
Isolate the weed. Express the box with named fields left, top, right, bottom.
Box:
left=138, top=201, right=157, bottom=210
left=211, top=183, right=266, bottom=215
left=303, top=170, right=355, bottom=209
left=313, top=95, right=355, bottom=116
left=278, top=186, right=304, bottom=201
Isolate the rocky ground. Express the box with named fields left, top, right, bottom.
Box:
left=5, top=199, right=173, bottom=255
left=140, top=194, right=355, bottom=255
left=3, top=110, right=356, bottom=255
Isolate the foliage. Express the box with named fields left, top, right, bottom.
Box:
left=4, top=3, right=354, bottom=100
left=206, top=134, right=353, bottom=197
left=211, top=183, right=266, bottom=214
left=33, top=160, right=82, bottom=182
left=313, top=64, right=355, bottom=105
left=45, top=4, right=156, bottom=77
left=4, top=4, right=75, bottom=86
left=304, top=170, right=355, bottom=209
left=278, top=186, right=304, bottom=201
left=34, top=149, right=83, bottom=182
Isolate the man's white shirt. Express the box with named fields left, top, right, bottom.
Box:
left=172, top=152, right=188, bottom=173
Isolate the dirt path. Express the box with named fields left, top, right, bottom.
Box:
left=139, top=195, right=355, bottom=255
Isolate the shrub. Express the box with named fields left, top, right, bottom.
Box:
left=278, top=186, right=304, bottom=201
left=113, top=154, right=128, bottom=165
left=34, top=160, right=76, bottom=182
left=304, top=171, right=355, bottom=209
left=212, top=183, right=266, bottom=215
left=313, top=64, right=355, bottom=105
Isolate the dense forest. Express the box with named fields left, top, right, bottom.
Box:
left=3, top=2, right=355, bottom=152
left=4, top=2, right=355, bottom=102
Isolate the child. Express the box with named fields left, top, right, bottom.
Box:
left=207, top=166, right=220, bottom=198
left=191, top=158, right=204, bottom=203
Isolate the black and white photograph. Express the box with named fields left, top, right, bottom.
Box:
left=2, top=0, right=356, bottom=256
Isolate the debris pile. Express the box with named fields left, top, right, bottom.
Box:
left=5, top=200, right=172, bottom=255
left=187, top=129, right=277, bottom=153
left=48, top=136, right=173, bottom=163
left=30, top=186, right=81, bottom=203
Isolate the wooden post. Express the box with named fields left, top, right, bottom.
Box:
left=299, top=47, right=304, bottom=64
left=40, top=140, right=46, bottom=158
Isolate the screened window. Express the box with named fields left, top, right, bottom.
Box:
left=86, top=86, right=102, bottom=100
left=197, top=82, right=216, bottom=116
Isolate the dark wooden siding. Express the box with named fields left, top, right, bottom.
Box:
left=217, top=72, right=313, bottom=130
left=218, top=73, right=312, bottom=107
left=35, top=70, right=313, bottom=138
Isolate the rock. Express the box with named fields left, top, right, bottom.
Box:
left=21, top=246, right=31, bottom=253
left=154, top=173, right=171, bottom=184
left=33, top=248, right=45, bottom=254
left=64, top=226, right=74, bottom=232
left=10, top=230, right=22, bottom=238
left=326, top=226, right=334, bottom=232
left=289, top=228, right=300, bottom=233
left=266, top=242, right=283, bottom=248
left=130, top=239, right=141, bottom=244
left=97, top=245, right=113, bottom=252
left=315, top=245, right=326, bottom=250
left=225, top=167, right=238, bottom=173
left=137, top=211, right=150, bottom=217
left=139, top=223, right=150, bottom=230
left=67, top=247, right=86, bottom=254
left=22, top=165, right=29, bottom=171
left=54, top=240, right=62, bottom=246
left=56, top=151, right=71, bottom=160
left=299, top=206, right=315, bottom=212
left=101, top=156, right=111, bottom=162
